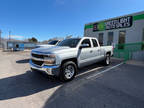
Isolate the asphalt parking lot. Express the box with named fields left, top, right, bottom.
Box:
left=0, top=50, right=144, bottom=108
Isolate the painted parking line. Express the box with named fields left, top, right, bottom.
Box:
left=86, top=62, right=124, bottom=79
left=76, top=66, right=103, bottom=77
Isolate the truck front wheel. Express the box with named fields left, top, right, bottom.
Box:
left=59, top=61, right=77, bottom=82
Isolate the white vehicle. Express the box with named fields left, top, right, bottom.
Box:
left=36, top=40, right=61, bottom=48
left=30, top=37, right=113, bottom=81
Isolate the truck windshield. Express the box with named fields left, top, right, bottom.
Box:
left=48, top=40, right=58, bottom=45
left=57, top=38, right=81, bottom=48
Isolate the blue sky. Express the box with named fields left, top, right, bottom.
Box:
left=0, top=0, right=144, bottom=41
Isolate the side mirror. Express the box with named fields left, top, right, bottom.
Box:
left=80, top=44, right=89, bottom=49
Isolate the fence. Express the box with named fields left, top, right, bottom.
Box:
left=113, top=42, right=144, bottom=61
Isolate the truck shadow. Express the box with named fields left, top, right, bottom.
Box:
left=16, top=59, right=30, bottom=64
left=0, top=71, right=62, bottom=100
left=0, top=64, right=102, bottom=101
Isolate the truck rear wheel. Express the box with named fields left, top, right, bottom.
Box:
left=104, top=54, right=111, bottom=66
left=59, top=61, right=77, bottom=82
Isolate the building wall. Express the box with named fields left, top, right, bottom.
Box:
left=126, top=20, right=144, bottom=43
left=84, top=11, right=144, bottom=45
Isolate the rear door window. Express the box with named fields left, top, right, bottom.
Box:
left=92, top=39, right=98, bottom=47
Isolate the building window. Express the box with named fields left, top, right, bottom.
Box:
left=98, top=33, right=103, bottom=46
left=107, top=32, right=113, bottom=45
left=118, top=31, right=126, bottom=49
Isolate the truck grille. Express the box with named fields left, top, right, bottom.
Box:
left=32, top=53, right=44, bottom=59
left=32, top=59, right=43, bottom=66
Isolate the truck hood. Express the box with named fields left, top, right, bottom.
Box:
left=36, top=44, right=54, bottom=48
left=32, top=46, right=71, bottom=54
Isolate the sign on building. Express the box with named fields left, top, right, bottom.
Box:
left=93, top=16, right=133, bottom=31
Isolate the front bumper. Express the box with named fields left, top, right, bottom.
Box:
left=29, top=60, right=60, bottom=76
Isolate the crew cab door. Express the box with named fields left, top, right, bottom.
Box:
left=91, top=39, right=102, bottom=62
left=78, top=39, right=94, bottom=67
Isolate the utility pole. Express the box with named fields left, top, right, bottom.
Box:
left=9, top=31, right=11, bottom=40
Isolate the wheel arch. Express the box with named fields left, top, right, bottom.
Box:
left=61, top=58, right=78, bottom=67
left=106, top=51, right=111, bottom=56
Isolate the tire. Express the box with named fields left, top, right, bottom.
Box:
left=59, top=61, right=77, bottom=82
left=104, top=53, right=111, bottom=66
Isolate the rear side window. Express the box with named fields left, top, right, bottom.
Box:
left=92, top=39, right=98, bottom=47
left=81, top=39, right=91, bottom=47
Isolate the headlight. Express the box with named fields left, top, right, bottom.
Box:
left=44, top=54, right=56, bottom=65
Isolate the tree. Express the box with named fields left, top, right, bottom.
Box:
left=28, top=37, right=38, bottom=43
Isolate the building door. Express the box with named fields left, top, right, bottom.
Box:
left=98, top=33, right=103, bottom=46
left=107, top=32, right=113, bottom=45
left=118, top=31, right=126, bottom=49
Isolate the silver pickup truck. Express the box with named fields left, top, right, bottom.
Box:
left=29, top=37, right=113, bottom=81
